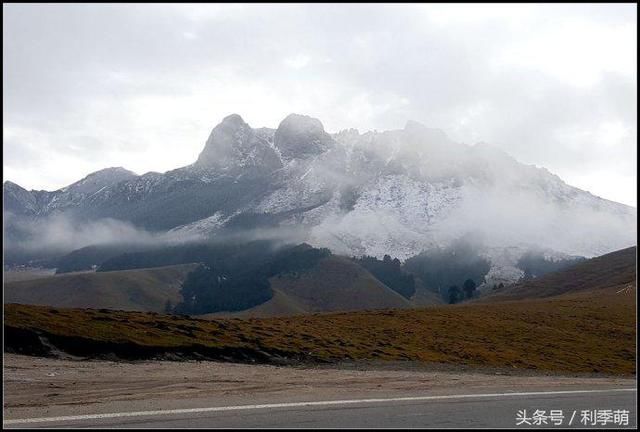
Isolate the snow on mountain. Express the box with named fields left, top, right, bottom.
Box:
left=167, top=211, right=231, bottom=240
left=4, top=181, right=40, bottom=216
left=4, top=167, right=138, bottom=217
left=4, top=113, right=636, bottom=282
left=195, top=113, right=282, bottom=175
left=274, top=113, right=334, bottom=160
left=60, top=167, right=138, bottom=196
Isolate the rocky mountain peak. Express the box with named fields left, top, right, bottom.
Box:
left=61, top=167, right=138, bottom=195
left=274, top=113, right=334, bottom=160
left=4, top=113, right=635, bottom=276
left=86, top=166, right=135, bottom=177
left=195, top=114, right=255, bottom=166
left=403, top=120, right=449, bottom=143
left=3, top=180, right=25, bottom=191
left=3, top=180, right=38, bottom=216
left=403, top=119, right=427, bottom=131
left=220, top=113, right=247, bottom=128
left=195, top=114, right=282, bottom=173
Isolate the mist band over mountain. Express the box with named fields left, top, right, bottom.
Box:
left=3, top=113, right=636, bottom=284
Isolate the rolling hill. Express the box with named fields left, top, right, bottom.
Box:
left=199, top=255, right=415, bottom=318
left=480, top=246, right=636, bottom=301
left=3, top=264, right=198, bottom=312
left=3, top=251, right=442, bottom=317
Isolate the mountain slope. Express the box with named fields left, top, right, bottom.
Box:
left=480, top=246, right=636, bottom=301
left=2, top=251, right=425, bottom=318
left=201, top=255, right=413, bottom=318
left=3, top=264, right=198, bottom=312
left=4, top=114, right=636, bottom=283
left=270, top=256, right=413, bottom=312
left=4, top=167, right=137, bottom=217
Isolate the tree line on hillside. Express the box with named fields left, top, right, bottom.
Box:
left=54, top=232, right=588, bottom=312
left=97, top=243, right=213, bottom=272
left=59, top=235, right=495, bottom=308
left=516, top=251, right=585, bottom=280
left=172, top=242, right=331, bottom=315
left=352, top=255, right=416, bottom=299
left=403, top=238, right=491, bottom=303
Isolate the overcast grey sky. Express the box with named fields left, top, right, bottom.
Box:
left=3, top=3, right=637, bottom=206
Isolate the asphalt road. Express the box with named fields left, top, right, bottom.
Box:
left=4, top=388, right=636, bottom=428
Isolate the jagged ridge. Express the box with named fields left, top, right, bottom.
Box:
left=4, top=113, right=637, bottom=283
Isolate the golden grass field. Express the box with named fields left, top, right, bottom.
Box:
left=5, top=282, right=635, bottom=375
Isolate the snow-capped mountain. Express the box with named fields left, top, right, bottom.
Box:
left=4, top=113, right=636, bottom=282
left=4, top=167, right=137, bottom=217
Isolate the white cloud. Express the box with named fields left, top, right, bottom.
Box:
left=182, top=31, right=197, bottom=40
left=494, top=19, right=637, bottom=87
left=422, top=3, right=537, bottom=26
left=283, top=54, right=311, bottom=69
left=2, top=3, right=637, bottom=206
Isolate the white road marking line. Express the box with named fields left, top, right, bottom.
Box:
left=4, top=388, right=636, bottom=425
